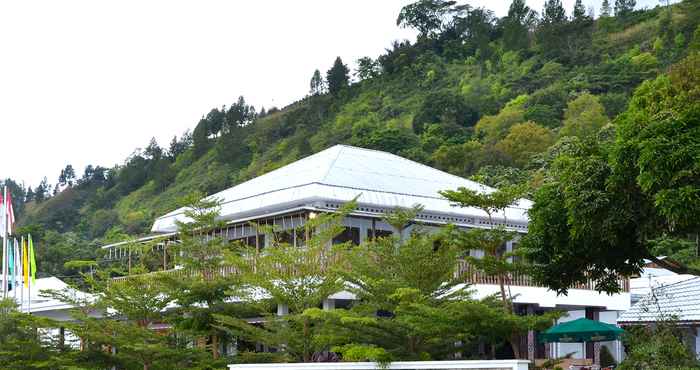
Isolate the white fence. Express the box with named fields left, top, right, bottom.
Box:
left=228, top=360, right=530, bottom=370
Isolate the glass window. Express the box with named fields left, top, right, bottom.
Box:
left=367, top=229, right=392, bottom=240
left=333, top=227, right=360, bottom=245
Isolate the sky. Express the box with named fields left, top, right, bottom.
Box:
left=0, top=0, right=669, bottom=188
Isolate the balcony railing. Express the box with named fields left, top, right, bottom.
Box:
left=456, top=260, right=630, bottom=292
left=112, top=258, right=629, bottom=293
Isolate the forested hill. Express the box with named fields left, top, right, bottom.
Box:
left=10, top=0, right=700, bottom=278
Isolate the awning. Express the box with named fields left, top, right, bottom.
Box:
left=539, top=318, right=624, bottom=343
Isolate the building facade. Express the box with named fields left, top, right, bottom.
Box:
left=102, top=144, right=631, bottom=362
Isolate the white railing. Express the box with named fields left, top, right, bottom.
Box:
left=228, top=360, right=530, bottom=370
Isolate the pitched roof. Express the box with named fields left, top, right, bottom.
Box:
left=618, top=276, right=700, bottom=324
left=151, top=145, right=531, bottom=233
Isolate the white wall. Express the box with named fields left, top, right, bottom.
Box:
left=556, top=310, right=586, bottom=359
left=598, top=311, right=625, bottom=363
left=470, top=284, right=631, bottom=311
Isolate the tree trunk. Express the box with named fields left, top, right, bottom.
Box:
left=212, top=334, right=220, bottom=359
left=303, top=317, right=310, bottom=362
left=510, top=333, right=521, bottom=359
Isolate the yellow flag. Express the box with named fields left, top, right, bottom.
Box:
left=22, top=237, right=28, bottom=288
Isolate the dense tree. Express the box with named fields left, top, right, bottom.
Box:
left=572, top=0, right=586, bottom=21
left=396, top=0, right=457, bottom=38
left=600, top=0, right=612, bottom=17
left=58, top=164, right=76, bottom=187
left=309, top=69, right=324, bottom=95
left=217, top=203, right=354, bottom=362
left=440, top=185, right=559, bottom=358
left=326, top=57, right=350, bottom=97
left=523, top=54, right=700, bottom=294
left=192, top=118, right=210, bottom=158
left=167, top=131, right=192, bottom=160
left=0, top=299, right=64, bottom=368
left=502, top=0, right=536, bottom=51
left=559, top=93, right=608, bottom=138
left=495, top=121, right=554, bottom=167
left=34, top=177, right=50, bottom=202
left=355, top=57, right=380, bottom=81
left=614, top=0, right=636, bottom=17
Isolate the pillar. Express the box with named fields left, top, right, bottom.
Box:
left=322, top=299, right=335, bottom=311
left=527, top=305, right=535, bottom=361
left=594, top=342, right=601, bottom=366
left=59, top=327, right=65, bottom=351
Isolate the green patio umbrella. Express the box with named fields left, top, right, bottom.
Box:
left=540, top=318, right=625, bottom=343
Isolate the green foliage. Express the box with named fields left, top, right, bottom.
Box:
left=0, top=299, right=64, bottom=369
left=326, top=57, right=350, bottom=97
left=524, top=54, right=700, bottom=294
left=619, top=324, right=699, bottom=370
left=559, top=93, right=608, bottom=138
left=16, top=0, right=700, bottom=285
left=495, top=121, right=554, bottom=167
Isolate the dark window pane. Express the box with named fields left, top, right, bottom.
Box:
left=333, top=227, right=360, bottom=245
left=367, top=229, right=392, bottom=240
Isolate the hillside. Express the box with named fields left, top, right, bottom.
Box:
left=13, top=0, right=700, bottom=278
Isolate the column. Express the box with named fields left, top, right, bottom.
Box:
left=322, top=299, right=335, bottom=311
left=594, top=342, right=601, bottom=366
left=527, top=305, right=535, bottom=361
left=277, top=303, right=288, bottom=316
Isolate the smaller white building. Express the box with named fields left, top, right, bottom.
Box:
left=618, top=276, right=700, bottom=359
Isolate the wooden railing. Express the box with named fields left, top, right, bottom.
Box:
left=456, top=260, right=630, bottom=292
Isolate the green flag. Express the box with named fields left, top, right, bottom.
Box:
left=29, top=234, right=36, bottom=284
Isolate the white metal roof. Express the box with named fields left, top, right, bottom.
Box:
left=1, top=276, right=93, bottom=314
left=618, top=276, right=700, bottom=324
left=151, top=145, right=531, bottom=233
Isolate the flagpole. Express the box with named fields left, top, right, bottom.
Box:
left=2, top=186, right=7, bottom=299
left=28, top=234, right=32, bottom=314
left=19, top=235, right=25, bottom=312
left=19, top=237, right=24, bottom=313
left=12, top=239, right=16, bottom=300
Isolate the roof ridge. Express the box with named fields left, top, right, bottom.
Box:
left=321, top=145, right=344, bottom=183
left=333, top=144, right=495, bottom=193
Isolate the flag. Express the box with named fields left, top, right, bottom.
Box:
left=13, top=238, right=20, bottom=288
left=0, top=188, right=14, bottom=236
left=22, top=237, right=28, bottom=288
left=5, top=190, right=14, bottom=233
left=6, top=239, right=12, bottom=290
left=7, top=238, right=13, bottom=290
left=29, top=234, right=36, bottom=284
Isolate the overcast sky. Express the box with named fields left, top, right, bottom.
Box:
left=0, top=0, right=668, bottom=188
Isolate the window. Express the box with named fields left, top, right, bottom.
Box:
left=367, top=229, right=392, bottom=240
left=333, top=227, right=360, bottom=245
left=232, top=234, right=265, bottom=250
left=275, top=228, right=307, bottom=247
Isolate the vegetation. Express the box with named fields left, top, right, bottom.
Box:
left=2, top=0, right=694, bottom=281
left=2, top=0, right=700, bottom=367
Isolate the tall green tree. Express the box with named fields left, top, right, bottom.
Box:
left=217, top=203, right=354, bottom=362
left=572, top=0, right=587, bottom=22
left=502, top=0, right=536, bottom=51
left=326, top=57, right=350, bottom=97
left=614, top=0, right=636, bottom=17
left=523, top=54, right=700, bottom=294
left=439, top=185, right=554, bottom=359
left=559, top=93, right=608, bottom=138
left=0, top=299, right=64, bottom=369
left=309, top=69, right=324, bottom=95
left=600, top=0, right=612, bottom=17
left=396, top=0, right=457, bottom=38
